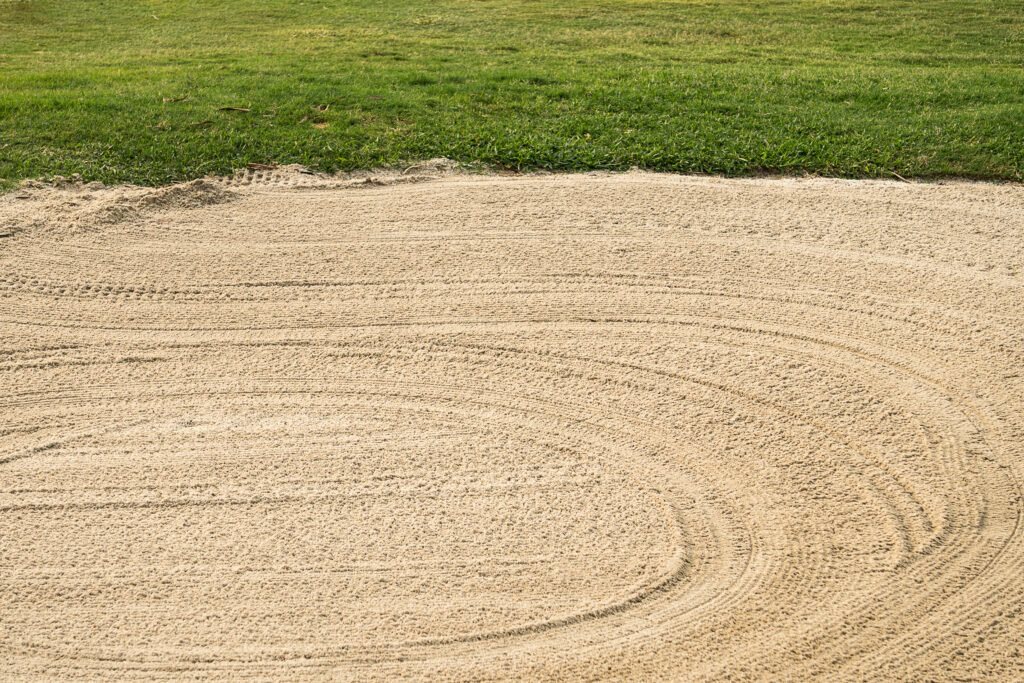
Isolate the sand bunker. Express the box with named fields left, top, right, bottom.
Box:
left=1, top=168, right=1022, bottom=680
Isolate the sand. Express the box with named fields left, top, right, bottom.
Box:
left=1, top=165, right=1022, bottom=680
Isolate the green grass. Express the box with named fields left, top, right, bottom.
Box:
left=1, top=0, right=1022, bottom=187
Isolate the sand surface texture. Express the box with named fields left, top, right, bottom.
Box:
left=1, top=168, right=1023, bottom=680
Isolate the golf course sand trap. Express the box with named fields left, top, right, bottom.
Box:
left=1, top=167, right=1023, bottom=681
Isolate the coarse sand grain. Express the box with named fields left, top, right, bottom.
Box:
left=1, top=166, right=1023, bottom=680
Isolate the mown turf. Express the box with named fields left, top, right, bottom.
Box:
left=1, top=0, right=1022, bottom=187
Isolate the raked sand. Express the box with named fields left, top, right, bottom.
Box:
left=1, top=166, right=1023, bottom=680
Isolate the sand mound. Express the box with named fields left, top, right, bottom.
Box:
left=2, top=176, right=238, bottom=236
left=1, top=171, right=1022, bottom=680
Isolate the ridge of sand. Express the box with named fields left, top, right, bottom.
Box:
left=1, top=169, right=1022, bottom=680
